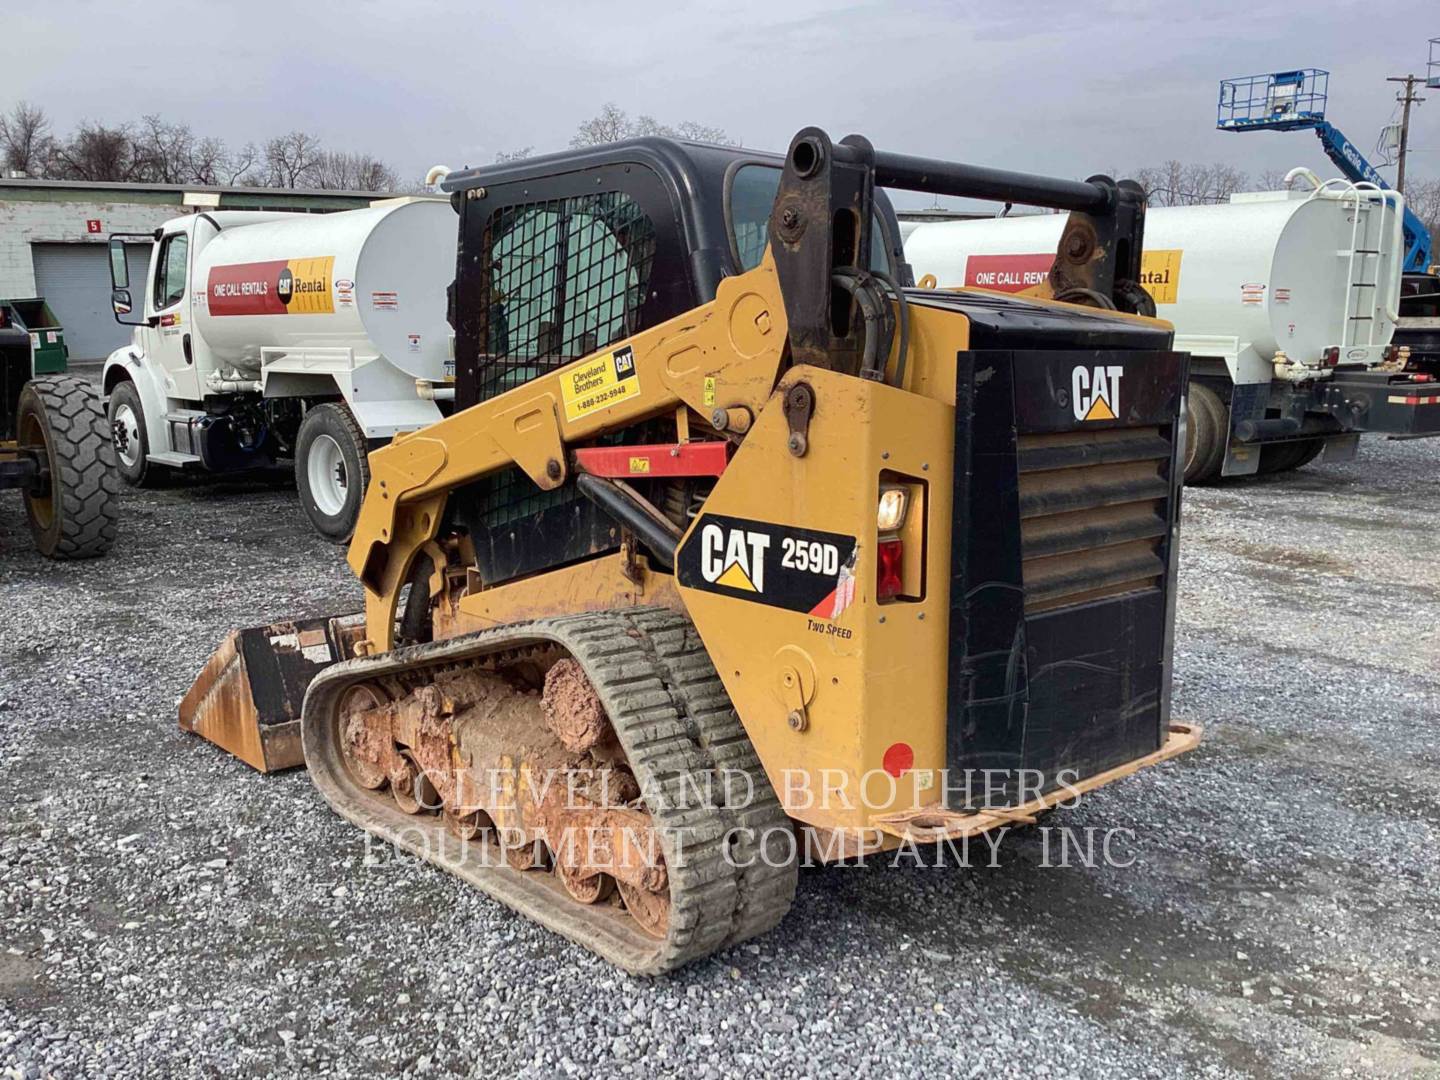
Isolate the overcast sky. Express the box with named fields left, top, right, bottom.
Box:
left=4, top=0, right=1436, bottom=206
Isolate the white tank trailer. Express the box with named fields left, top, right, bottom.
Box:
left=903, top=172, right=1440, bottom=480
left=102, top=199, right=457, bottom=538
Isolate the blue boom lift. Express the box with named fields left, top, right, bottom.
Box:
left=1217, top=69, right=1432, bottom=274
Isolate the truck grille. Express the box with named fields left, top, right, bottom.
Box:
left=1017, top=426, right=1173, bottom=613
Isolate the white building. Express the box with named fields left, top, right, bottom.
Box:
left=0, top=179, right=379, bottom=361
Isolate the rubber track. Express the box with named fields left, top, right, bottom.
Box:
left=19, top=375, right=119, bottom=558
left=301, top=607, right=797, bottom=974
left=624, top=609, right=797, bottom=947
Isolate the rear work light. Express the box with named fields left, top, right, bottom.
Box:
left=876, top=475, right=926, bottom=604
left=877, top=539, right=905, bottom=601
left=876, top=484, right=910, bottom=532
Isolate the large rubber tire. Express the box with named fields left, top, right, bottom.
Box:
left=106, top=379, right=164, bottom=487
left=1183, top=380, right=1228, bottom=484
left=295, top=403, right=370, bottom=543
left=17, top=376, right=120, bottom=559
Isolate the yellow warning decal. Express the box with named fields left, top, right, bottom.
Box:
left=1139, top=249, right=1182, bottom=305
left=703, top=376, right=716, bottom=407
left=560, top=345, right=640, bottom=422
left=628, top=456, right=651, bottom=474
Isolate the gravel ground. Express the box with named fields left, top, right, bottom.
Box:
left=1, top=425, right=1438, bottom=1079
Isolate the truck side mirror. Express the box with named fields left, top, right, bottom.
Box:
left=109, top=238, right=129, bottom=289
left=110, top=287, right=147, bottom=327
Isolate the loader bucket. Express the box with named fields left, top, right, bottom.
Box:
left=179, top=614, right=363, bottom=772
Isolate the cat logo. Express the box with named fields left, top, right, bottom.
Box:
left=699, top=523, right=770, bottom=592
left=1072, top=364, right=1124, bottom=422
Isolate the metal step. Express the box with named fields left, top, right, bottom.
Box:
left=149, top=450, right=203, bottom=467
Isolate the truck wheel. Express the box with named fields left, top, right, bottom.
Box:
left=107, top=380, right=164, bottom=487
left=17, top=376, right=120, bottom=559
left=1183, top=381, right=1228, bottom=484
left=1291, top=439, right=1325, bottom=470
left=296, top=403, right=370, bottom=543
left=1258, top=438, right=1324, bottom=475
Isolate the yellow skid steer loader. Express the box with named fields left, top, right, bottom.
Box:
left=181, top=128, right=1198, bottom=973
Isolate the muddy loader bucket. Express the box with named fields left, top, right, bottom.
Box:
left=180, top=615, right=363, bottom=772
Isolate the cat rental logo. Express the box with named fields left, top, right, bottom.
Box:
left=700, top=523, right=769, bottom=592
left=1072, top=364, right=1124, bottom=422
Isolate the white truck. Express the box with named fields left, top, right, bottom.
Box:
left=903, top=173, right=1440, bottom=481
left=103, top=198, right=456, bottom=539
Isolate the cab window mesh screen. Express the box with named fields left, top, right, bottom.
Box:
left=474, top=192, right=656, bottom=405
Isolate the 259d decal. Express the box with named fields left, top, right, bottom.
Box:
left=676, top=513, right=859, bottom=618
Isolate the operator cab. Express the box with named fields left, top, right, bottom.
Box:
left=442, top=139, right=909, bottom=412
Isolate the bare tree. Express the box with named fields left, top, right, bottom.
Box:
left=223, top=142, right=259, bottom=185
left=0, top=101, right=53, bottom=176
left=570, top=103, right=631, bottom=148
left=52, top=121, right=141, bottom=181
left=263, top=130, right=324, bottom=187
left=0, top=105, right=400, bottom=190
left=627, top=114, right=670, bottom=138
left=672, top=120, right=736, bottom=145
left=1404, top=177, right=1440, bottom=252
left=494, top=146, right=534, bottom=163
left=1258, top=168, right=1298, bottom=192
left=1133, top=160, right=1250, bottom=206
left=133, top=114, right=197, bottom=184
left=571, top=103, right=737, bottom=148
left=189, top=136, right=239, bottom=185
left=311, top=149, right=399, bottom=191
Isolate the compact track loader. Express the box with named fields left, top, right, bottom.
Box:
left=183, top=128, right=1199, bottom=973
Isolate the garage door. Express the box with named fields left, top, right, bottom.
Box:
left=31, top=243, right=152, bottom=362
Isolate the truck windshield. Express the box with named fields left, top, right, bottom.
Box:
left=727, top=163, right=894, bottom=275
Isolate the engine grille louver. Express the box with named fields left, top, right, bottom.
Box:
left=1017, top=427, right=1173, bottom=613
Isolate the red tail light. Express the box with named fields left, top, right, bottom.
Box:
left=1321, top=346, right=1340, bottom=367
left=877, top=539, right=904, bottom=601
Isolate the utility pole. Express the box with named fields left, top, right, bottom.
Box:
left=1386, top=73, right=1424, bottom=194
